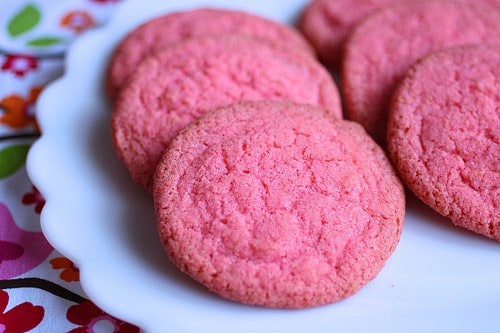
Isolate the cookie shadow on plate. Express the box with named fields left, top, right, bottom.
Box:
left=404, top=191, right=497, bottom=245
left=84, top=98, right=226, bottom=303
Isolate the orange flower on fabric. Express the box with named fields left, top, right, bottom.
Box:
left=0, top=86, right=42, bottom=132
left=50, top=257, right=80, bottom=282
left=60, top=10, right=95, bottom=33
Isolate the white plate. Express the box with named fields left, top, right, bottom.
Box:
left=27, top=0, right=500, bottom=332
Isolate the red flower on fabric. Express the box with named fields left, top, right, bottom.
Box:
left=60, top=10, right=96, bottom=33
left=0, top=86, right=42, bottom=132
left=50, top=257, right=80, bottom=282
left=0, top=289, right=44, bottom=332
left=67, top=301, right=139, bottom=333
left=22, top=186, right=45, bottom=214
left=1, top=55, right=38, bottom=77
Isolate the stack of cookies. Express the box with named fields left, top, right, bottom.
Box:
left=106, top=0, right=499, bottom=308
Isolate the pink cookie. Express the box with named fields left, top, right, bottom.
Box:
left=299, top=0, right=419, bottom=68
left=154, top=101, right=405, bottom=308
left=342, top=0, right=500, bottom=145
left=106, top=8, right=314, bottom=99
left=112, top=34, right=341, bottom=192
left=388, top=44, right=500, bottom=241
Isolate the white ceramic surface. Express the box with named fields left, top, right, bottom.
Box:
left=27, top=0, right=500, bottom=332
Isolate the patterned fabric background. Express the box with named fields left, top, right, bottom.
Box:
left=0, top=1, right=141, bottom=331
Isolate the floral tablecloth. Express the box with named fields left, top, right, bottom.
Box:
left=0, top=1, right=140, bottom=332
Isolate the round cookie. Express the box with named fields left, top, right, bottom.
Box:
left=154, top=101, right=405, bottom=308
left=342, top=0, right=500, bottom=145
left=112, top=34, right=341, bottom=192
left=388, top=44, right=500, bottom=241
left=106, top=8, right=314, bottom=99
left=299, top=0, right=419, bottom=69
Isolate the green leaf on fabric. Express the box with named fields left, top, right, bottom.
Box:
left=27, top=36, right=62, bottom=47
left=7, top=4, right=41, bottom=37
left=0, top=144, right=30, bottom=179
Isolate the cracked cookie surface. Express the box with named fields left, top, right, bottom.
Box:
left=388, top=45, right=500, bottom=241
left=299, top=0, right=420, bottom=68
left=342, top=0, right=500, bottom=144
left=112, top=35, right=341, bottom=191
left=106, top=8, right=314, bottom=99
left=154, top=101, right=405, bottom=308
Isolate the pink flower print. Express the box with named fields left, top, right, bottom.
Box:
left=1, top=55, right=38, bottom=78
left=67, top=301, right=139, bottom=333
left=0, top=241, right=24, bottom=264
left=0, top=290, right=44, bottom=333
left=0, top=203, right=53, bottom=279
left=60, top=11, right=95, bottom=33
left=22, top=186, right=45, bottom=214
